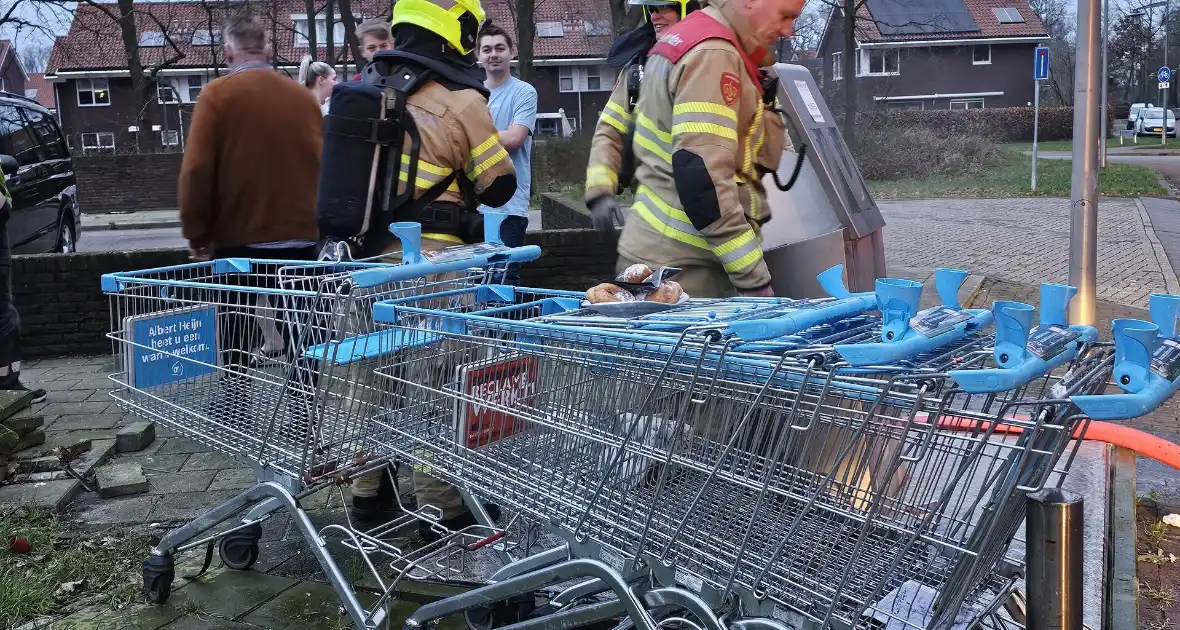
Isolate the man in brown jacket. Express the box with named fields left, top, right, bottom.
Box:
left=179, top=11, right=322, bottom=379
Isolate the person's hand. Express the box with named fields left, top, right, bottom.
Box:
left=741, top=284, right=774, bottom=298
left=587, top=196, right=620, bottom=233
left=188, top=244, right=210, bottom=262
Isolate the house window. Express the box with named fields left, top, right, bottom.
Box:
left=993, top=7, right=1025, bottom=23
left=81, top=132, right=115, bottom=155
left=887, top=101, right=923, bottom=111
left=586, top=66, right=603, bottom=91
left=192, top=29, right=220, bottom=45
left=77, top=78, right=110, bottom=107
left=537, top=22, right=564, bottom=37
left=157, top=83, right=179, bottom=104
left=949, top=98, right=985, bottom=109
left=537, top=117, right=559, bottom=135
left=972, top=45, right=991, bottom=65
left=584, top=20, right=612, bottom=36
left=558, top=66, right=612, bottom=93
left=859, top=49, right=899, bottom=76
left=161, top=130, right=180, bottom=147
left=184, top=76, right=206, bottom=102
left=831, top=51, right=843, bottom=80
left=293, top=15, right=350, bottom=47
left=139, top=31, right=166, bottom=47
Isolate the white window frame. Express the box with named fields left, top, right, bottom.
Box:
left=949, top=98, right=985, bottom=109
left=558, top=66, right=575, bottom=92
left=585, top=66, right=604, bottom=92
left=537, top=21, right=564, bottom=37
left=292, top=14, right=353, bottom=47
left=76, top=78, right=111, bottom=107
left=858, top=48, right=900, bottom=77
left=139, top=31, right=166, bottom=47
left=81, top=132, right=115, bottom=154
left=161, top=129, right=180, bottom=147
left=558, top=66, right=612, bottom=93
left=972, top=45, right=991, bottom=65
left=157, top=82, right=179, bottom=104
left=192, top=29, right=221, bottom=45
left=831, top=51, right=843, bottom=80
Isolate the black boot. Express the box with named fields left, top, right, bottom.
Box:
left=418, top=504, right=502, bottom=543
left=350, top=465, right=399, bottom=523
left=0, top=371, right=45, bottom=404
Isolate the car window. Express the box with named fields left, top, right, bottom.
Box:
left=21, top=108, right=68, bottom=161
left=0, top=104, right=39, bottom=167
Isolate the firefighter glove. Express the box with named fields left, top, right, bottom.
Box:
left=588, top=196, right=620, bottom=233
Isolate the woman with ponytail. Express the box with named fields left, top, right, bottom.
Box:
left=298, top=55, right=336, bottom=114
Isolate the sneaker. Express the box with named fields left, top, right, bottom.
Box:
left=0, top=372, right=46, bottom=404
left=418, top=504, right=502, bottom=543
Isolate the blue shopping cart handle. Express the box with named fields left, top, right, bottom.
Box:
left=724, top=264, right=878, bottom=341
left=1071, top=293, right=1180, bottom=420
left=349, top=245, right=541, bottom=289
left=950, top=283, right=1098, bottom=394
left=834, top=308, right=992, bottom=366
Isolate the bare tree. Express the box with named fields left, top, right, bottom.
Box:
left=18, top=41, right=51, bottom=73
left=337, top=0, right=362, bottom=72
left=506, top=0, right=538, bottom=84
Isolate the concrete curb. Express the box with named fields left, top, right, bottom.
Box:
left=1106, top=446, right=1138, bottom=630
left=1134, top=197, right=1180, bottom=295
left=80, top=219, right=181, bottom=231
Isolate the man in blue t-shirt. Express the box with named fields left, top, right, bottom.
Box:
left=476, top=22, right=537, bottom=285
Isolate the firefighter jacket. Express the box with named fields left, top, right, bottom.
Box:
left=617, top=0, right=785, bottom=291
left=394, top=80, right=515, bottom=214
left=585, top=62, right=641, bottom=202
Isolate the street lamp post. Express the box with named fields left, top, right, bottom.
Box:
left=1070, top=0, right=1103, bottom=325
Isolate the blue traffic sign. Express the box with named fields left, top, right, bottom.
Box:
left=1033, top=47, right=1050, bottom=81
left=1161, top=66, right=1173, bottom=83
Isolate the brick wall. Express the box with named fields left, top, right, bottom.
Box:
left=13, top=230, right=617, bottom=356
left=540, top=193, right=594, bottom=230
left=75, top=154, right=183, bottom=213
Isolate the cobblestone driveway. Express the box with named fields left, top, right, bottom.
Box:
left=879, top=198, right=1176, bottom=308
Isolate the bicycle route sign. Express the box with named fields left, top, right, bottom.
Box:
left=1160, top=66, right=1173, bottom=84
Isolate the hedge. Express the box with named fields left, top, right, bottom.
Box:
left=857, top=106, right=1117, bottom=142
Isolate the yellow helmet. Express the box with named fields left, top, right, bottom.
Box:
left=392, top=0, right=486, bottom=56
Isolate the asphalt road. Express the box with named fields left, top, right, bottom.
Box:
left=77, top=227, right=186, bottom=252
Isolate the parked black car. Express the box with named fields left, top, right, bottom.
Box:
left=0, top=91, right=79, bottom=253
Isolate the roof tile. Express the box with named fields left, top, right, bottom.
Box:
left=25, top=73, right=56, bottom=110
left=855, top=0, right=1048, bottom=42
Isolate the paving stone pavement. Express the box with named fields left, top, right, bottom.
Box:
left=879, top=197, right=1177, bottom=308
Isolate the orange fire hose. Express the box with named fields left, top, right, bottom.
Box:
left=933, top=416, right=1180, bottom=470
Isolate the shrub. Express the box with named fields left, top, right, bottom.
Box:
left=853, top=122, right=1005, bottom=181
left=856, top=105, right=1116, bottom=142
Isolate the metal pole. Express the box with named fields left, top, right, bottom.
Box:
left=1032, top=82, right=1040, bottom=192
left=1069, top=0, right=1101, bottom=326
left=1026, top=488, right=1084, bottom=630
left=1166, top=7, right=1170, bottom=146
left=1100, top=0, right=1109, bottom=166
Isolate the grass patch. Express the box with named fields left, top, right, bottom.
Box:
left=869, top=150, right=1166, bottom=199
left=1144, top=581, right=1179, bottom=606
left=1006, top=140, right=1076, bottom=152
left=0, top=506, right=151, bottom=628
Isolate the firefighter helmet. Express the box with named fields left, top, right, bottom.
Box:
left=629, top=0, right=697, bottom=19
left=392, top=0, right=486, bottom=56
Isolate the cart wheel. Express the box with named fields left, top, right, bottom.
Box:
left=218, top=523, right=262, bottom=571
left=143, top=554, right=175, bottom=604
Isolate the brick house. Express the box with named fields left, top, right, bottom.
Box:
left=0, top=40, right=28, bottom=97
left=25, top=73, right=57, bottom=116
left=45, top=0, right=615, bottom=155
left=819, top=0, right=1049, bottom=110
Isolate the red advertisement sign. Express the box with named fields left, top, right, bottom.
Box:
left=456, top=355, right=539, bottom=448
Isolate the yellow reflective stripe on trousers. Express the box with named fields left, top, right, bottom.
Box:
left=634, top=114, right=672, bottom=163
left=586, top=164, right=618, bottom=191
left=712, top=229, right=763, bottom=273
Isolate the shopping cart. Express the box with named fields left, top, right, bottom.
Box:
left=365, top=272, right=1148, bottom=630
left=103, top=218, right=541, bottom=628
